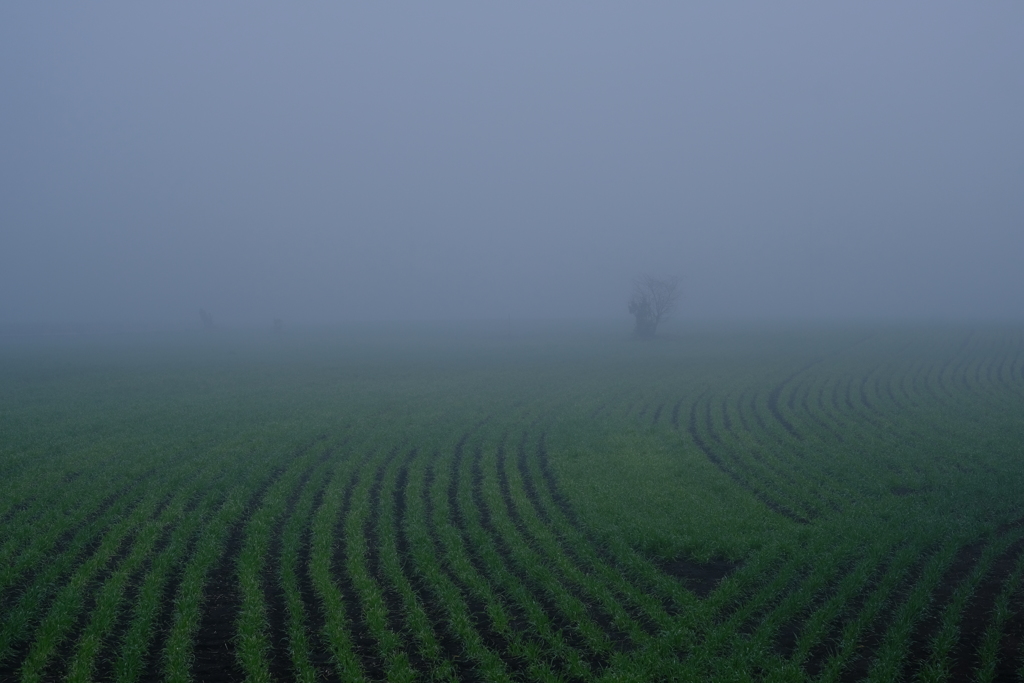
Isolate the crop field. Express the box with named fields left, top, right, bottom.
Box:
left=1, top=323, right=1023, bottom=682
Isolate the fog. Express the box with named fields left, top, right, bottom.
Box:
left=2, top=3, right=1022, bottom=328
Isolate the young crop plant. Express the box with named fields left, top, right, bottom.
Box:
left=111, top=495, right=220, bottom=683
left=161, top=452, right=284, bottom=683
left=427, top=448, right=571, bottom=680
left=307, top=452, right=366, bottom=681
left=911, top=530, right=1024, bottom=683
left=974, top=545, right=1024, bottom=683
left=233, top=446, right=324, bottom=683
left=276, top=458, right=333, bottom=683
left=340, top=446, right=417, bottom=682
left=0, top=486, right=151, bottom=673
left=3, top=324, right=1024, bottom=679
left=373, top=449, right=462, bottom=682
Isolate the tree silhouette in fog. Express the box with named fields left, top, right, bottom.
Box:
left=629, top=276, right=679, bottom=338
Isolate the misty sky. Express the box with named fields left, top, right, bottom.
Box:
left=2, top=3, right=1022, bottom=325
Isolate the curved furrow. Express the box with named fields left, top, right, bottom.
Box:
left=85, top=505, right=192, bottom=683
left=980, top=541, right=1024, bottom=682
left=276, top=453, right=337, bottom=683
left=390, top=448, right=471, bottom=682
left=308, top=448, right=370, bottom=682
left=232, top=441, right=331, bottom=683
left=974, top=334, right=995, bottom=391
left=173, top=454, right=295, bottom=683
left=756, top=371, right=847, bottom=460
left=440, top=435, right=578, bottom=680
left=54, top=454, right=240, bottom=683
left=687, top=390, right=811, bottom=524
left=985, top=333, right=1003, bottom=389
left=810, top=371, right=853, bottom=442
left=798, top=370, right=847, bottom=446
left=946, top=330, right=976, bottom=396
left=814, top=532, right=949, bottom=683
left=334, top=446, right=409, bottom=681
left=954, top=330, right=982, bottom=396
left=900, top=356, right=924, bottom=409
left=808, top=361, right=937, bottom=490
left=936, top=330, right=974, bottom=402
left=749, top=545, right=874, bottom=669
left=0, top=480, right=166, bottom=676
left=782, top=534, right=900, bottom=671
left=985, top=332, right=1005, bottom=390
left=421, top=456, right=524, bottom=683
left=11, top=490, right=172, bottom=683
left=0, top=455, right=162, bottom=552
left=0, top=465, right=164, bottom=613
left=470, top=441, right=617, bottom=668
left=990, top=331, right=1024, bottom=400
left=1008, top=330, right=1024, bottom=388
left=473, top=444, right=622, bottom=655
left=107, top=487, right=224, bottom=683
left=767, top=367, right=810, bottom=442
left=264, top=440, right=341, bottom=682
left=885, top=352, right=920, bottom=414
left=531, top=431, right=834, bottom=669
left=686, top=541, right=846, bottom=674
left=749, top=369, right=858, bottom=512
left=715, top=389, right=841, bottom=519
left=650, top=402, right=666, bottom=428
left=530, top=434, right=709, bottom=617
left=945, top=536, right=1024, bottom=682
left=496, top=434, right=655, bottom=649
left=512, top=433, right=677, bottom=636
left=734, top=388, right=754, bottom=435
left=852, top=363, right=886, bottom=424
left=351, top=446, right=420, bottom=681
left=1010, top=329, right=1024, bottom=397
left=864, top=534, right=985, bottom=682
left=922, top=352, right=947, bottom=406
left=851, top=361, right=940, bottom=448
left=875, top=366, right=896, bottom=412
left=908, top=528, right=1024, bottom=683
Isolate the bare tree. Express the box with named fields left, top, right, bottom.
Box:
left=628, top=275, right=680, bottom=338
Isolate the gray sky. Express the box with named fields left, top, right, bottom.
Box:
left=2, top=3, right=1022, bottom=325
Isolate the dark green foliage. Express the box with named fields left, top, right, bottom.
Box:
left=1, top=323, right=1022, bottom=681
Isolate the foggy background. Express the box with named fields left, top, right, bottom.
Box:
left=2, top=3, right=1022, bottom=327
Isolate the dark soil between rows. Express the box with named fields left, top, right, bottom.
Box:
left=686, top=393, right=809, bottom=525
left=330, top=450, right=384, bottom=681
left=295, top=467, right=340, bottom=682
left=394, top=448, right=483, bottom=682
left=191, top=462, right=291, bottom=683
left=947, top=538, right=1024, bottom=682
left=456, top=436, right=603, bottom=678
left=421, top=453, right=521, bottom=682
left=190, top=530, right=248, bottom=683
left=836, top=546, right=934, bottom=683
left=900, top=537, right=987, bottom=682
left=263, top=455, right=326, bottom=683
left=495, top=437, right=635, bottom=652
left=364, top=447, right=424, bottom=672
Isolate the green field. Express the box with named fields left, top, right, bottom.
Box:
left=1, top=323, right=1023, bottom=682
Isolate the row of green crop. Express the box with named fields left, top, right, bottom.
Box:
left=4, top=326, right=1024, bottom=681
left=0, top=422, right=329, bottom=682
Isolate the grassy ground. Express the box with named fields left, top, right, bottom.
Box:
left=1, top=322, right=1023, bottom=682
